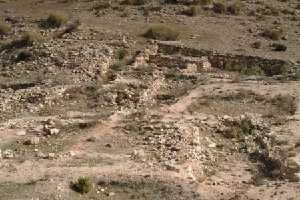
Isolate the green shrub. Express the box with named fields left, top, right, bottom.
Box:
left=42, top=13, right=68, bottom=28
left=143, top=25, right=179, bottom=41
left=71, top=177, right=93, bottom=194
left=0, top=21, right=11, bottom=35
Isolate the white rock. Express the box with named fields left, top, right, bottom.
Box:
left=186, top=165, right=196, bottom=181
left=132, top=149, right=146, bottom=162
left=295, top=173, right=300, bottom=182
left=48, top=153, right=55, bottom=159
left=165, top=162, right=180, bottom=172
left=16, top=130, right=26, bottom=136
left=108, top=192, right=115, bottom=196
left=68, top=151, right=76, bottom=157
left=30, top=136, right=40, bottom=145
left=208, top=143, right=217, bottom=148
left=50, top=128, right=60, bottom=135
left=37, top=152, right=46, bottom=158
left=3, top=149, right=14, bottom=159
left=223, top=115, right=232, bottom=121
left=33, top=125, right=44, bottom=134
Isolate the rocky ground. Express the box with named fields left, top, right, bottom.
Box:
left=0, top=0, right=300, bottom=200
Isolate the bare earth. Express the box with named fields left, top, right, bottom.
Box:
left=0, top=0, right=300, bottom=200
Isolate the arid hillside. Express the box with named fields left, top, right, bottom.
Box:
left=0, top=0, right=300, bottom=200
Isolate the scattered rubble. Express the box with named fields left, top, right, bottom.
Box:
left=0, top=0, right=299, bottom=199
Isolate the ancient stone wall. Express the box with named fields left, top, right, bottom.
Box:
left=156, top=41, right=293, bottom=76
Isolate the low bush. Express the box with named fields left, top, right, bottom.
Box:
left=227, top=1, right=242, bottom=15
left=212, top=1, right=226, bottom=14
left=0, top=21, right=11, bottom=35
left=143, top=25, right=179, bottom=41
left=252, top=41, right=262, bottom=49
left=182, top=6, right=201, bottom=16
left=2, top=31, right=42, bottom=50
left=15, top=31, right=42, bottom=47
left=15, top=50, right=33, bottom=62
left=116, top=48, right=129, bottom=60
left=41, top=13, right=69, bottom=28
left=271, top=43, right=287, bottom=51
left=71, top=177, right=93, bottom=194
left=121, top=0, right=147, bottom=5
left=224, top=117, right=256, bottom=139
left=262, top=27, right=285, bottom=40
left=271, top=94, right=297, bottom=115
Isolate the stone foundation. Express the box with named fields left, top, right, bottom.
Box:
left=155, top=41, right=293, bottom=76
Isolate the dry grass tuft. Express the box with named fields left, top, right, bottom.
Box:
left=143, top=25, right=180, bottom=41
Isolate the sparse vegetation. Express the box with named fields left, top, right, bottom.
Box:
left=271, top=94, right=297, bottom=115
left=18, top=31, right=42, bottom=47
left=252, top=41, right=262, bottom=49
left=241, top=66, right=264, bottom=76
left=271, top=43, right=287, bottom=51
left=183, top=6, right=201, bottom=16
left=15, top=50, right=33, bottom=62
left=227, top=1, right=242, bottom=15
left=41, top=13, right=69, bottom=28
left=294, top=70, right=300, bottom=80
left=121, top=0, right=147, bottom=5
left=262, top=27, right=285, bottom=40
left=143, top=25, right=180, bottom=41
left=224, top=63, right=264, bottom=76
left=212, top=1, right=226, bottom=14
left=0, top=21, right=11, bottom=35
left=2, top=31, right=42, bottom=50
left=71, top=177, right=93, bottom=194
left=212, top=0, right=243, bottom=15
left=0, top=0, right=299, bottom=199
left=223, top=117, right=256, bottom=139
left=92, top=2, right=111, bottom=10
left=110, top=62, right=124, bottom=71
left=116, top=48, right=129, bottom=60
left=199, top=0, right=212, bottom=6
